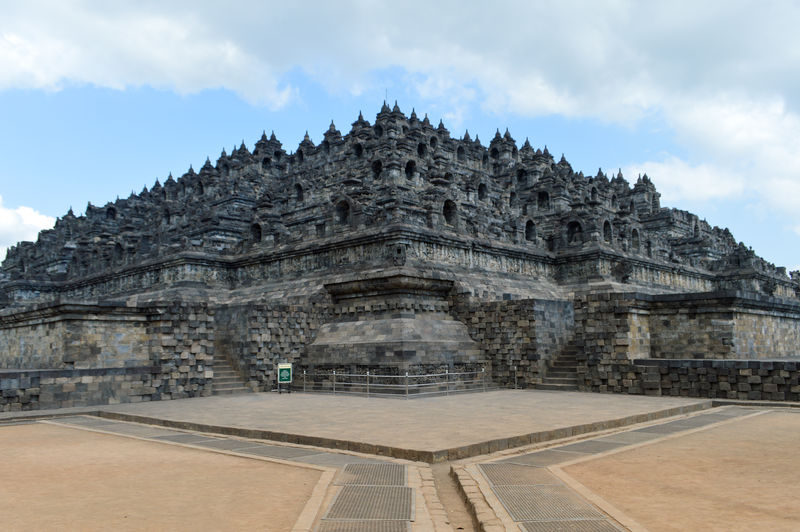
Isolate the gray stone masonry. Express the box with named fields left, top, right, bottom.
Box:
left=1, top=105, right=799, bottom=409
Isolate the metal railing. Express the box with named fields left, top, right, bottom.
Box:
left=294, top=367, right=491, bottom=399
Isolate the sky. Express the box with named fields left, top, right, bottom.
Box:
left=1, top=1, right=799, bottom=272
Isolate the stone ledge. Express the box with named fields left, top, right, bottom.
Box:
left=94, top=399, right=711, bottom=463
left=0, top=366, right=160, bottom=378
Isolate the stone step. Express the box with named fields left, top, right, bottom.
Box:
left=213, top=378, right=239, bottom=384
left=211, top=356, right=248, bottom=395
left=541, top=377, right=577, bottom=385
left=535, top=383, right=579, bottom=391
left=213, top=381, right=249, bottom=389
left=214, top=383, right=248, bottom=390
left=546, top=371, right=577, bottom=379
left=212, top=387, right=250, bottom=395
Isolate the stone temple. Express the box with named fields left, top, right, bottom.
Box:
left=2, top=103, right=800, bottom=410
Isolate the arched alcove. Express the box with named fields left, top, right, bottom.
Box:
left=251, top=223, right=262, bottom=243
left=525, top=220, right=536, bottom=242
left=603, top=221, right=612, bottom=243
left=295, top=184, right=304, bottom=202
left=113, top=243, right=123, bottom=265
left=567, top=221, right=583, bottom=244
left=537, top=191, right=550, bottom=210
left=336, top=201, right=350, bottom=224
left=405, top=160, right=416, bottom=179
left=443, top=200, right=457, bottom=225
left=478, top=183, right=488, bottom=201
left=372, top=160, right=383, bottom=178
left=632, top=229, right=640, bottom=251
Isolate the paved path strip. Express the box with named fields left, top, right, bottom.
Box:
left=0, top=391, right=713, bottom=464
left=41, top=416, right=421, bottom=532
left=465, top=406, right=757, bottom=531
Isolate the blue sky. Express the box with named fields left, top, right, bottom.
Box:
left=1, top=1, right=799, bottom=272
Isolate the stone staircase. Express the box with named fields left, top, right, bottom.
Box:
left=537, top=341, right=580, bottom=391
left=211, top=356, right=250, bottom=395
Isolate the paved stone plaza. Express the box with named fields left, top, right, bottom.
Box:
left=3, top=390, right=797, bottom=531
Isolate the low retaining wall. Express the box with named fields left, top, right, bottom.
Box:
left=0, top=301, right=215, bottom=411
left=453, top=297, right=573, bottom=388
left=579, top=358, right=800, bottom=402
left=0, top=366, right=161, bottom=411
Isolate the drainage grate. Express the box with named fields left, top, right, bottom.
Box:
left=295, top=453, right=384, bottom=468
left=152, top=433, right=223, bottom=444
left=236, top=444, right=318, bottom=459
left=673, top=414, right=730, bottom=427
left=519, top=519, right=621, bottom=531
left=189, top=439, right=260, bottom=451
left=555, top=440, right=627, bottom=454
left=316, top=521, right=410, bottom=532
left=91, top=423, right=183, bottom=438
left=336, top=463, right=406, bottom=486
left=324, top=486, right=413, bottom=520
left=0, top=419, right=38, bottom=426
left=55, top=416, right=119, bottom=426
left=492, top=485, right=604, bottom=522
left=595, top=431, right=662, bottom=445
left=479, top=463, right=561, bottom=486
left=502, top=450, right=585, bottom=467
left=714, top=407, right=755, bottom=417
left=632, top=421, right=696, bottom=434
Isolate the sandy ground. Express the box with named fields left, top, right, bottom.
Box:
left=564, top=411, right=800, bottom=532
left=0, top=423, right=322, bottom=532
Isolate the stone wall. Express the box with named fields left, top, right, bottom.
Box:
left=452, top=297, right=573, bottom=387
left=573, top=288, right=800, bottom=400
left=0, top=304, right=151, bottom=369
left=148, top=301, right=215, bottom=400
left=1, top=366, right=159, bottom=411
left=574, top=289, right=800, bottom=362
left=0, top=301, right=214, bottom=410
left=578, top=359, right=800, bottom=402
left=215, top=301, right=326, bottom=391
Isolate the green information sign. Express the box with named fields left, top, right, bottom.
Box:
left=278, top=363, right=292, bottom=383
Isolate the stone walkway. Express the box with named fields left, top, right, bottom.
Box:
left=10, top=390, right=711, bottom=462
left=6, top=415, right=429, bottom=531
left=464, top=406, right=756, bottom=531
left=5, top=390, right=783, bottom=531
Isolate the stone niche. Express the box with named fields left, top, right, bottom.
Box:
left=307, top=272, right=482, bottom=372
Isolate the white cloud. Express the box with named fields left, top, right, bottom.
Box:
left=0, top=196, right=55, bottom=261
left=624, top=157, right=745, bottom=204
left=2, top=1, right=800, bottom=260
